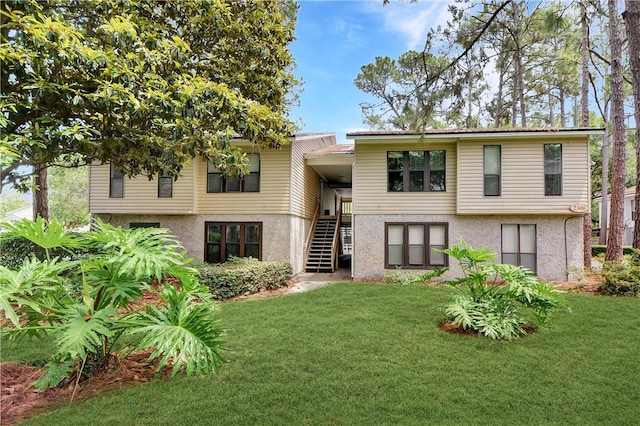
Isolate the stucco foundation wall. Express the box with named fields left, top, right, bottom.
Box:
left=353, top=214, right=584, bottom=282
left=97, top=214, right=304, bottom=272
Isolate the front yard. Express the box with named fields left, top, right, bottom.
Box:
left=3, top=282, right=639, bottom=425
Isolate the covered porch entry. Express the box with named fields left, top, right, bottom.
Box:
left=304, top=144, right=354, bottom=273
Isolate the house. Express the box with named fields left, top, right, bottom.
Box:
left=89, top=128, right=603, bottom=282
left=594, top=187, right=637, bottom=246
left=0, top=203, right=33, bottom=231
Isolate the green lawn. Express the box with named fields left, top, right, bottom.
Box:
left=5, top=283, right=640, bottom=425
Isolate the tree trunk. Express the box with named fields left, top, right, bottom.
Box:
left=580, top=3, right=590, bottom=127
left=581, top=4, right=592, bottom=267
left=33, top=164, right=49, bottom=220
left=599, top=129, right=611, bottom=245
left=605, top=0, right=626, bottom=261
left=622, top=0, right=640, bottom=248
left=495, top=61, right=504, bottom=127
left=559, top=87, right=566, bottom=128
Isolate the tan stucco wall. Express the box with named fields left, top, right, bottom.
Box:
left=97, top=213, right=310, bottom=274
left=352, top=214, right=584, bottom=282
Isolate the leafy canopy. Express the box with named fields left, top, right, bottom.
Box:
left=0, top=0, right=298, bottom=190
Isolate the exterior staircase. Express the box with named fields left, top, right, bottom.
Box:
left=305, top=217, right=338, bottom=272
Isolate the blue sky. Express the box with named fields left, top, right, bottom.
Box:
left=290, top=0, right=453, bottom=143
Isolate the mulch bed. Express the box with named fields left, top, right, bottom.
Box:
left=0, top=350, right=172, bottom=425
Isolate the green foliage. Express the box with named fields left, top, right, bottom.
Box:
left=48, top=164, right=90, bottom=229
left=599, top=254, right=640, bottom=296
left=0, top=218, right=225, bottom=389
left=0, top=231, right=97, bottom=269
left=199, top=257, right=292, bottom=300
left=1, top=0, right=298, bottom=190
left=383, top=268, right=446, bottom=285
left=591, top=245, right=637, bottom=257
left=440, top=239, right=569, bottom=339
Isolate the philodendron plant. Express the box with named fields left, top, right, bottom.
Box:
left=440, top=239, right=569, bottom=340
left=0, top=217, right=225, bottom=389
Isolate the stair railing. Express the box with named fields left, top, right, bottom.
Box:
left=304, top=203, right=321, bottom=269
left=330, top=201, right=342, bottom=272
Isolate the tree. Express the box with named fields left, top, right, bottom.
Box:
left=48, top=164, right=89, bottom=229
left=622, top=0, right=640, bottom=248
left=605, top=0, right=626, bottom=261
left=1, top=0, right=298, bottom=218
left=354, top=51, right=457, bottom=130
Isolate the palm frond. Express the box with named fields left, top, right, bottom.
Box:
left=1, top=217, right=83, bottom=252
left=57, top=304, right=116, bottom=360
left=0, top=258, right=72, bottom=326
left=128, top=286, right=225, bottom=377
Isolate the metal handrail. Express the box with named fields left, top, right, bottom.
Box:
left=330, top=200, right=342, bottom=272
left=304, top=203, right=321, bottom=268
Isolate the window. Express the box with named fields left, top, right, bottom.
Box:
left=158, top=176, right=173, bottom=198
left=130, top=222, right=160, bottom=229
left=502, top=224, right=536, bottom=272
left=483, top=145, right=501, bottom=196
left=387, top=151, right=446, bottom=192
left=544, top=144, right=562, bottom=196
left=205, top=222, right=261, bottom=263
left=110, top=164, right=124, bottom=198
left=385, top=223, right=448, bottom=268
left=207, top=154, right=260, bottom=193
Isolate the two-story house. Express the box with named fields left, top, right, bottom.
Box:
left=89, top=128, right=603, bottom=282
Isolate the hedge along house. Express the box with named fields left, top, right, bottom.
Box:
left=89, top=128, right=603, bottom=281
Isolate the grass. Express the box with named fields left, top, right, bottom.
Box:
left=3, top=282, right=640, bottom=425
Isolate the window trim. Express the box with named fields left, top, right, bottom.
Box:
left=544, top=143, right=562, bottom=196
left=158, top=175, right=173, bottom=198
left=501, top=224, right=537, bottom=273
left=387, top=150, right=446, bottom=193
left=206, top=154, right=260, bottom=193
left=204, top=222, right=262, bottom=263
left=109, top=164, right=124, bottom=198
left=483, top=145, right=501, bottom=196
left=384, top=222, right=449, bottom=269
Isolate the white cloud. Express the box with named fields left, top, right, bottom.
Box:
left=361, top=0, right=454, bottom=51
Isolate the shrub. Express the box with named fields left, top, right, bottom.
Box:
left=0, top=231, right=98, bottom=269
left=591, top=245, right=637, bottom=257
left=0, top=217, right=225, bottom=389
left=383, top=268, right=446, bottom=285
left=599, top=257, right=640, bottom=296
left=199, top=257, right=292, bottom=300
left=440, top=239, right=569, bottom=340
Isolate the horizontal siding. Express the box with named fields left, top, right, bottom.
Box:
left=354, top=142, right=457, bottom=215
left=456, top=137, right=590, bottom=214
left=195, top=146, right=291, bottom=214
left=89, top=162, right=195, bottom=214
left=290, top=137, right=332, bottom=218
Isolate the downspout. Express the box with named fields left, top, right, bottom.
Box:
left=564, top=216, right=571, bottom=281
left=351, top=161, right=355, bottom=279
